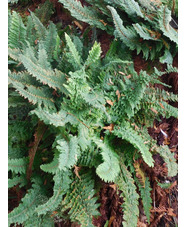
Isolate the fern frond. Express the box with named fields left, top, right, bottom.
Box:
left=36, top=170, right=72, bottom=215
left=65, top=33, right=82, bottom=67
left=137, top=177, right=152, bottom=223
left=77, top=146, right=99, bottom=168
left=85, top=41, right=102, bottom=67
left=59, top=0, right=106, bottom=30
left=40, top=153, right=59, bottom=174
left=31, top=108, right=79, bottom=127
left=78, top=124, right=91, bottom=151
left=8, top=157, right=28, bottom=174
left=81, top=90, right=106, bottom=112
left=133, top=161, right=146, bottom=187
left=56, top=136, right=80, bottom=171
left=8, top=175, right=27, bottom=188
left=8, top=70, right=39, bottom=86
left=30, top=11, right=47, bottom=40
left=113, top=123, right=154, bottom=167
left=8, top=180, right=46, bottom=226
left=166, top=64, right=178, bottom=73
left=8, top=0, right=19, bottom=3
left=8, top=11, right=26, bottom=49
left=152, top=100, right=178, bottom=118
left=61, top=170, right=100, bottom=226
left=25, top=16, right=37, bottom=46
left=138, top=0, right=159, bottom=11
left=107, top=6, right=152, bottom=59
left=160, top=49, right=173, bottom=64
left=93, top=138, right=120, bottom=182
left=107, top=0, right=144, bottom=18
left=116, top=162, right=139, bottom=227
left=8, top=47, right=22, bottom=62
left=158, top=6, right=178, bottom=44
left=23, top=214, right=55, bottom=227
left=20, top=45, right=67, bottom=93
left=153, top=88, right=178, bottom=102
left=44, top=22, right=59, bottom=62
left=107, top=6, right=139, bottom=50
left=9, top=73, right=55, bottom=109
left=133, top=23, right=158, bottom=41
left=155, top=145, right=177, bottom=177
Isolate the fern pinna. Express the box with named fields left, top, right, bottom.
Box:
left=8, top=6, right=177, bottom=227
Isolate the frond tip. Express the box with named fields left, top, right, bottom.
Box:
left=94, top=138, right=120, bottom=182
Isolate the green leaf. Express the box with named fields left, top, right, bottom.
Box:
left=137, top=177, right=152, bottom=223
left=8, top=181, right=45, bottom=225
left=20, top=45, right=68, bottom=93
left=85, top=41, right=102, bottom=66
left=94, top=138, right=120, bottom=182
left=65, top=33, right=82, bottom=67
left=56, top=136, right=80, bottom=171
left=160, top=49, right=173, bottom=65
left=30, top=12, right=47, bottom=40
left=31, top=108, right=79, bottom=127
left=61, top=170, right=100, bottom=226
left=35, top=170, right=72, bottom=215
left=8, top=72, right=55, bottom=109
left=8, top=11, right=26, bottom=49
left=8, top=157, right=28, bottom=174
left=157, top=145, right=178, bottom=177
left=78, top=124, right=91, bottom=151
left=8, top=175, right=27, bottom=188
left=59, top=0, right=106, bottom=30
left=113, top=123, right=154, bottom=167
left=110, top=0, right=144, bottom=18
left=116, top=162, right=139, bottom=227
left=158, top=6, right=178, bottom=44
left=40, top=154, right=59, bottom=174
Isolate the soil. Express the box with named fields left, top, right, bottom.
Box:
left=8, top=1, right=178, bottom=226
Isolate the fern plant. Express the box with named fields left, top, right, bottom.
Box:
left=58, top=0, right=178, bottom=62
left=8, top=8, right=177, bottom=227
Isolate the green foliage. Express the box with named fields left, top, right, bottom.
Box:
left=8, top=178, right=47, bottom=226
left=137, top=177, right=152, bottom=223
left=8, top=11, right=26, bottom=49
left=58, top=0, right=177, bottom=61
left=35, top=170, right=72, bottom=215
left=8, top=175, right=27, bottom=188
left=85, top=41, right=102, bottom=66
left=158, top=5, right=178, bottom=44
left=8, top=157, right=28, bottom=174
left=61, top=170, right=100, bottom=226
left=116, top=162, right=139, bottom=227
left=24, top=214, right=55, bottom=227
left=94, top=137, right=120, bottom=182
left=155, top=145, right=178, bottom=177
left=113, top=123, right=154, bottom=167
left=65, top=33, right=82, bottom=67
left=8, top=5, right=178, bottom=227
left=56, top=136, right=80, bottom=171
left=59, top=0, right=107, bottom=30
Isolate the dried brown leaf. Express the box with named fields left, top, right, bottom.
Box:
left=106, top=100, right=114, bottom=106
left=116, top=90, right=121, bottom=101
left=103, top=123, right=114, bottom=132
left=74, top=165, right=81, bottom=179
left=151, top=107, right=158, bottom=114
left=109, top=184, right=117, bottom=191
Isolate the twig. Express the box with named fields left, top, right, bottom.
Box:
left=26, top=121, right=47, bottom=182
